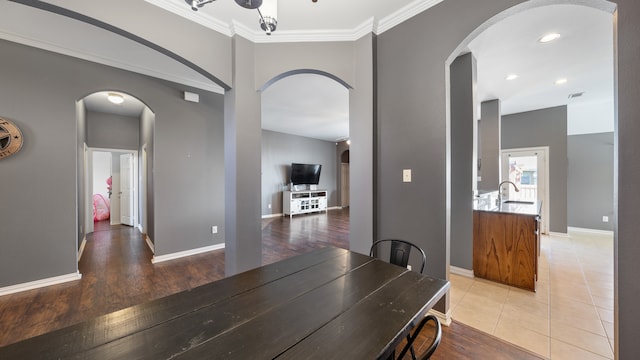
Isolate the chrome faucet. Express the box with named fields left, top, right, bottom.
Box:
left=497, top=180, right=520, bottom=205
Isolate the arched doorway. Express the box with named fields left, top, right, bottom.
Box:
left=77, top=90, right=155, bottom=261
left=260, top=71, right=350, bottom=217
left=445, top=1, right=616, bottom=357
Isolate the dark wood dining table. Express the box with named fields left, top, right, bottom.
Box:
left=0, top=247, right=449, bottom=359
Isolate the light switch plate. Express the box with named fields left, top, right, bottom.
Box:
left=403, top=169, right=412, bottom=182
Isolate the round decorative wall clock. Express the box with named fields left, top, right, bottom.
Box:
left=0, top=117, right=23, bottom=160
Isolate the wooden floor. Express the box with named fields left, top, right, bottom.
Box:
left=0, top=209, right=544, bottom=359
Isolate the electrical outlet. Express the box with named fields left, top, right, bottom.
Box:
left=403, top=169, right=412, bottom=183
left=602, top=216, right=609, bottom=223
left=211, top=226, right=218, bottom=234
left=268, top=203, right=272, bottom=209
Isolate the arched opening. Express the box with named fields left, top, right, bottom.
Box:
left=260, top=71, right=350, bottom=217
left=259, top=70, right=351, bottom=251
left=445, top=1, right=616, bottom=357
left=77, top=90, right=155, bottom=266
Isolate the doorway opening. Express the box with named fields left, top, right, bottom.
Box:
left=77, top=90, right=154, bottom=264
left=501, top=147, right=549, bottom=234
left=260, top=71, right=350, bottom=218
left=340, top=149, right=350, bottom=208
left=88, top=149, right=138, bottom=232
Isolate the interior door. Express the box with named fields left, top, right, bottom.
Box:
left=501, top=148, right=549, bottom=234
left=120, top=153, right=134, bottom=226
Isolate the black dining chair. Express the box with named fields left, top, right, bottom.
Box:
left=370, top=239, right=441, bottom=360
left=369, top=239, right=427, bottom=274
left=396, top=314, right=442, bottom=360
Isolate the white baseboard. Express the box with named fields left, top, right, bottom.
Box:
left=137, top=224, right=144, bottom=233
left=0, top=272, right=82, bottom=297
left=261, top=206, right=342, bottom=219
left=78, top=237, right=87, bottom=261
left=548, top=231, right=570, bottom=238
left=568, top=227, right=614, bottom=237
left=145, top=235, right=155, bottom=254
left=152, top=243, right=225, bottom=264
left=428, top=309, right=452, bottom=327
left=450, top=266, right=474, bottom=278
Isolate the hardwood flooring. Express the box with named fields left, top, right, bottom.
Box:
left=0, top=210, right=544, bottom=359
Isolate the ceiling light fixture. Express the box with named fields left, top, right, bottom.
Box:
left=554, top=78, right=568, bottom=85
left=107, top=93, right=124, bottom=104
left=186, top=0, right=277, bottom=35
left=539, top=33, right=561, bottom=43
left=257, top=0, right=277, bottom=35
left=506, top=74, right=519, bottom=81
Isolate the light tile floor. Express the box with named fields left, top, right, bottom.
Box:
left=450, top=230, right=614, bottom=359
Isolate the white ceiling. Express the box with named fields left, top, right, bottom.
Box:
left=261, top=74, right=349, bottom=142
left=84, top=92, right=147, bottom=118
left=467, top=4, right=614, bottom=116
left=0, top=1, right=614, bottom=140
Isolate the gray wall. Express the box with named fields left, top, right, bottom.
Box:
left=224, top=36, right=263, bottom=275
left=153, top=87, right=225, bottom=256
left=450, top=53, right=477, bottom=270
left=140, top=107, right=155, bottom=243
left=29, top=0, right=234, bottom=87
left=8, top=1, right=640, bottom=356
left=376, top=0, right=526, bottom=315
left=261, top=130, right=338, bottom=216
left=502, top=106, right=568, bottom=233
left=568, top=132, right=614, bottom=231
left=479, top=99, right=502, bottom=191
left=348, top=34, right=375, bottom=255
left=616, top=2, right=640, bottom=356
left=76, top=100, right=87, bottom=250
left=86, top=111, right=140, bottom=150
left=0, top=38, right=225, bottom=287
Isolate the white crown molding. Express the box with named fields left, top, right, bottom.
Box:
left=377, top=0, right=444, bottom=34
left=145, top=0, right=232, bottom=36
left=147, top=0, right=442, bottom=42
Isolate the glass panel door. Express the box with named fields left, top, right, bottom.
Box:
left=501, top=147, right=549, bottom=234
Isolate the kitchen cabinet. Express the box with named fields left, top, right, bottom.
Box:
left=473, top=201, right=541, bottom=291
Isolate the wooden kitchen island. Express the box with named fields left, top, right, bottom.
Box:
left=473, top=200, right=542, bottom=291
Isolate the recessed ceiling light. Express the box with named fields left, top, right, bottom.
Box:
left=506, top=74, right=519, bottom=81
left=539, top=33, right=561, bottom=43
left=107, top=92, right=124, bottom=104
left=554, top=78, right=568, bottom=85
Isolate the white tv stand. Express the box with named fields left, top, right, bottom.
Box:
left=283, top=190, right=328, bottom=218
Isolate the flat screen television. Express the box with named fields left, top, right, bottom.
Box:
left=290, top=163, right=322, bottom=185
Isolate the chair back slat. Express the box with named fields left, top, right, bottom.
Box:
left=370, top=239, right=427, bottom=274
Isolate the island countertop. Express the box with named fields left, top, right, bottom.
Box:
left=473, top=199, right=542, bottom=217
